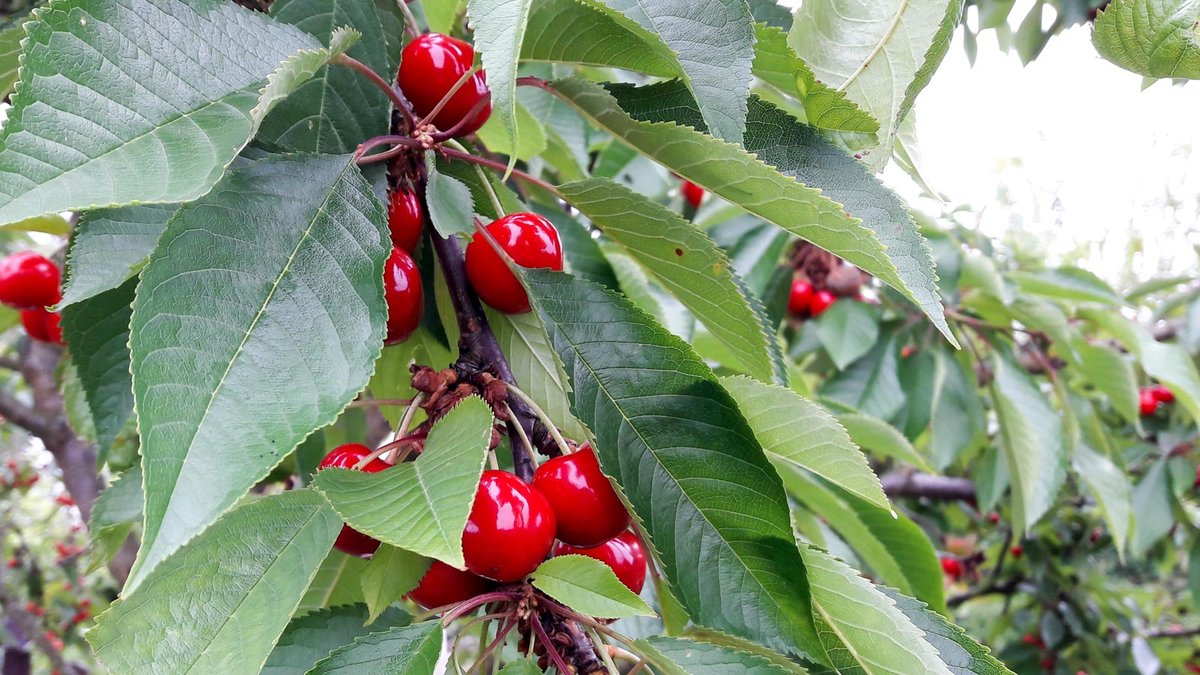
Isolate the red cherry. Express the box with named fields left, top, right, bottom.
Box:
left=397, top=33, right=492, bottom=137
left=1022, top=633, right=1045, bottom=648
left=20, top=308, right=63, bottom=345
left=318, top=444, right=391, bottom=556
left=384, top=247, right=423, bottom=345
left=681, top=181, right=704, bottom=208
left=900, top=345, right=918, bottom=359
left=788, top=280, right=813, bottom=316
left=462, top=470, right=556, bottom=582
left=987, top=511, right=1001, bottom=525
left=1150, top=384, right=1175, bottom=404
left=388, top=189, right=424, bottom=252
left=553, top=531, right=647, bottom=594
left=1138, top=388, right=1159, bottom=416
left=940, top=557, right=963, bottom=578
left=532, top=445, right=630, bottom=547
left=407, top=560, right=493, bottom=610
left=465, top=213, right=563, bottom=314
left=0, top=252, right=60, bottom=310
left=1010, top=544, right=1024, bottom=559
left=809, top=290, right=837, bottom=317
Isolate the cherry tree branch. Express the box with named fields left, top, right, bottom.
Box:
left=879, top=471, right=976, bottom=501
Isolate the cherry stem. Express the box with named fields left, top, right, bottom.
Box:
left=515, top=76, right=552, bottom=91
left=334, top=54, right=417, bottom=130
left=531, top=612, right=573, bottom=675
left=388, top=393, right=426, bottom=462
left=468, top=617, right=517, bottom=675
left=441, top=148, right=558, bottom=195
left=418, top=66, right=481, bottom=129
left=586, top=625, right=619, bottom=675
left=354, top=134, right=422, bottom=165
left=395, top=0, right=420, bottom=40
left=431, top=96, right=493, bottom=142
left=352, top=431, right=419, bottom=469
left=502, top=403, right=540, bottom=470
left=505, top=384, right=571, bottom=457
left=438, top=591, right=521, bottom=625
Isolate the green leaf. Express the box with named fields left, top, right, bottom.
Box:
left=1093, top=0, right=1200, bottom=79
left=799, top=545, right=951, bottom=674
left=723, top=375, right=889, bottom=509
left=0, top=0, right=356, bottom=225
left=1008, top=268, right=1123, bottom=306
left=531, top=555, right=655, bottom=619
left=263, top=605, right=412, bottom=674
left=593, top=0, right=755, bottom=143
left=1130, top=458, right=1174, bottom=557
left=262, top=0, right=403, bottom=154
left=560, top=178, right=782, bottom=383
left=60, top=204, right=177, bottom=308
left=822, top=337, right=906, bottom=421
left=538, top=207, right=619, bottom=291
left=991, top=350, right=1066, bottom=532
left=929, top=348, right=985, bottom=470
left=598, top=79, right=955, bottom=346
left=360, top=546, right=430, bottom=624
left=525, top=269, right=825, bottom=662
left=879, top=587, right=1015, bottom=675
left=88, top=491, right=341, bottom=675
left=521, top=0, right=678, bottom=76
left=816, top=300, right=881, bottom=370
left=637, top=635, right=803, bottom=675
left=789, top=0, right=961, bottom=167
left=1075, top=341, right=1140, bottom=425
left=1072, top=444, right=1133, bottom=558
left=467, top=0, right=536, bottom=158
left=498, top=661, right=543, bottom=675
left=1135, top=333, right=1200, bottom=425
left=0, top=213, right=72, bottom=235
left=748, top=0, right=793, bottom=29
left=476, top=100, right=548, bottom=160
left=127, top=154, right=390, bottom=591
left=87, top=464, right=144, bottom=574
left=0, top=16, right=27, bottom=99
left=308, top=620, right=443, bottom=674
left=835, top=412, right=933, bottom=473
left=313, top=396, right=492, bottom=568
left=424, top=0, right=465, bottom=33
left=299, top=551, right=370, bottom=612
left=61, top=279, right=136, bottom=455
left=488, top=308, right=588, bottom=439
left=424, top=150, right=477, bottom=237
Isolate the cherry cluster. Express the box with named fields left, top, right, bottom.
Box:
left=0, top=251, right=64, bottom=344
left=787, top=278, right=837, bottom=319
left=1138, top=383, right=1174, bottom=417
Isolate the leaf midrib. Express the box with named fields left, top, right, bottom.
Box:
left=836, top=0, right=912, bottom=94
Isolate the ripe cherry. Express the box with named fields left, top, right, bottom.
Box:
left=397, top=33, right=492, bottom=137
left=681, top=180, right=704, bottom=208
left=407, top=560, right=493, bottom=610
left=1010, top=544, right=1024, bottom=559
left=388, top=189, right=424, bottom=252
left=0, top=251, right=60, bottom=309
left=554, top=531, right=647, bottom=594
left=809, top=289, right=837, bottom=317
left=20, top=308, right=63, bottom=345
left=1149, top=384, right=1175, bottom=404
left=462, top=470, right=556, bottom=582
left=987, top=511, right=1001, bottom=525
left=1138, top=388, right=1159, bottom=416
left=385, top=247, right=423, bottom=345
left=318, top=444, right=390, bottom=556
left=465, top=212, right=563, bottom=314
left=788, top=280, right=813, bottom=316
left=940, top=557, right=963, bottom=578
left=532, top=445, right=630, bottom=547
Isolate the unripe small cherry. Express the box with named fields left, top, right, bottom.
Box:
left=385, top=247, right=423, bottom=345
left=20, top=308, right=63, bottom=345
left=940, top=557, right=963, bottom=578
left=532, top=445, right=630, bottom=547
left=809, top=289, right=837, bottom=317
left=318, top=444, right=390, bottom=556
left=0, top=251, right=60, bottom=309
left=465, top=212, right=563, bottom=314
left=407, top=560, right=493, bottom=610
left=397, top=33, right=491, bottom=137
left=388, top=189, right=424, bottom=252
left=788, top=280, right=814, bottom=316
left=462, top=470, right=556, bottom=582
left=554, top=531, right=647, bottom=594
left=1138, top=388, right=1159, bottom=416
left=681, top=181, right=704, bottom=208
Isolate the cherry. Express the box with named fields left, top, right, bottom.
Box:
left=1021, top=634, right=1045, bottom=648
left=407, top=560, right=493, bottom=610
left=0, top=251, right=60, bottom=309
left=318, top=444, right=391, bottom=556
left=553, top=531, right=647, bottom=594
left=465, top=212, right=563, bottom=314
left=387, top=189, right=424, bottom=253
left=900, top=345, right=918, bottom=359
left=787, top=280, right=813, bottom=316
left=462, top=470, right=556, bottom=582
left=1138, top=388, right=1159, bottom=416
left=809, top=289, right=837, bottom=317
left=20, top=308, right=63, bottom=345
left=681, top=180, right=704, bottom=208
left=940, top=557, right=963, bottom=578
left=1010, top=544, right=1024, bottom=559
left=384, top=247, right=423, bottom=345
left=397, top=33, right=492, bottom=137
left=987, top=511, right=1001, bottom=525
left=1150, top=384, right=1175, bottom=404
left=532, top=445, right=630, bottom=547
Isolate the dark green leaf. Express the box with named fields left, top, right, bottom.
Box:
left=521, top=0, right=677, bottom=76
left=1130, top=458, right=1174, bottom=557
left=638, top=635, right=802, bottom=675
left=60, top=204, right=177, bottom=308
left=308, top=621, right=443, bottom=674
left=360, top=546, right=429, bottom=624
left=929, top=348, right=985, bottom=470
left=263, top=605, right=411, bottom=674
left=300, top=551, right=371, bottom=612
left=821, top=337, right=906, bottom=421
left=815, top=300, right=881, bottom=370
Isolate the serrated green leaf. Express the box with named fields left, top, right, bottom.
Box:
left=467, top=0, right=536, bottom=159
left=0, top=0, right=358, bottom=225
left=1075, top=341, right=1140, bottom=425
left=361, top=546, right=430, bottom=624
left=476, top=100, right=548, bottom=160
left=1131, top=457, right=1174, bottom=557
left=60, top=204, right=177, bottom=308
left=308, top=620, right=443, bottom=674
left=314, top=396, right=492, bottom=568
left=88, top=491, right=341, bottom=675
left=87, top=464, right=144, bottom=574
left=264, top=605, right=411, bottom=674
left=1072, top=444, right=1132, bottom=558
left=521, top=0, right=678, bottom=75
left=0, top=213, right=72, bottom=235
left=127, top=154, right=390, bottom=591
left=835, top=412, right=933, bottom=473
left=929, top=348, right=985, bottom=470
left=537, top=207, right=619, bottom=291
left=816, top=300, right=881, bottom=370
left=748, top=0, right=793, bottom=29
left=0, top=16, right=26, bottom=99
left=637, top=635, right=803, bottom=675
left=1093, top=0, right=1200, bottom=79
left=61, top=278, right=135, bottom=455
left=525, top=269, right=826, bottom=663
left=425, top=150, right=477, bottom=237
left=561, top=178, right=781, bottom=383
left=879, top=587, right=1015, bottom=674
left=532, top=555, right=654, bottom=619
left=488, top=308, right=588, bottom=439
left=822, top=336, right=906, bottom=421
left=300, top=551, right=371, bottom=612
left=1009, top=267, right=1123, bottom=306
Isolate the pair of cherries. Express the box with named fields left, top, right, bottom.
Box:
left=0, top=251, right=64, bottom=345
left=788, top=279, right=836, bottom=319
left=1138, top=384, right=1174, bottom=416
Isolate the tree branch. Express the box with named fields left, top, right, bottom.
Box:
left=879, top=471, right=976, bottom=501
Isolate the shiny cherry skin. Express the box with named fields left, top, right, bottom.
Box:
left=407, top=560, right=494, bottom=610
left=0, top=252, right=60, bottom=310
left=462, top=470, right=556, bottom=582
left=532, top=445, right=629, bottom=547
left=397, top=33, right=492, bottom=137
left=465, top=212, right=563, bottom=314
left=788, top=280, right=814, bottom=316
left=388, top=189, right=424, bottom=252
left=1138, top=388, right=1159, bottom=416
left=1150, top=384, right=1175, bottom=404
left=385, top=247, right=423, bottom=345
left=681, top=180, right=704, bottom=208
left=809, top=290, right=837, bottom=318
left=554, top=531, right=647, bottom=594
left=940, top=557, right=963, bottom=578
left=20, top=308, right=63, bottom=345
left=318, top=444, right=391, bottom=557
left=1009, top=544, right=1024, bottom=559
